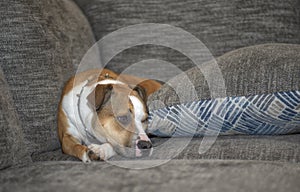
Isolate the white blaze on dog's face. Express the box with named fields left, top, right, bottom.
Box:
left=88, top=80, right=152, bottom=157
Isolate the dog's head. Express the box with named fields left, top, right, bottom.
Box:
left=87, top=76, right=161, bottom=158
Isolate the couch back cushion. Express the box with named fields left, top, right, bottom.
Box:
left=74, top=0, right=300, bottom=75
left=0, top=0, right=95, bottom=156
left=150, top=44, right=300, bottom=104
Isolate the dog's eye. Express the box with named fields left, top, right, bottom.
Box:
left=141, top=117, right=148, bottom=123
left=117, top=114, right=131, bottom=126
left=96, top=105, right=101, bottom=112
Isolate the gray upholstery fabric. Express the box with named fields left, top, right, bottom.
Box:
left=149, top=44, right=300, bottom=107
left=32, top=134, right=300, bottom=163
left=0, top=68, right=31, bottom=170
left=174, top=135, right=300, bottom=162
left=74, top=0, right=300, bottom=75
left=0, top=1, right=299, bottom=191
left=0, top=0, right=95, bottom=155
left=1, top=160, right=300, bottom=192
left=31, top=149, right=79, bottom=162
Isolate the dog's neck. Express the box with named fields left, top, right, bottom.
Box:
left=74, top=72, right=116, bottom=143
left=76, top=77, right=125, bottom=143
left=77, top=79, right=101, bottom=144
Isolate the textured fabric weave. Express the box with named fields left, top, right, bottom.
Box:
left=148, top=91, right=300, bottom=136
left=0, top=68, right=31, bottom=169
left=75, top=0, right=300, bottom=76
left=1, top=160, right=300, bottom=192
left=32, top=134, right=300, bottom=163
left=149, top=44, right=300, bottom=106
left=174, top=135, right=300, bottom=162
left=0, top=0, right=95, bottom=155
left=148, top=44, right=300, bottom=136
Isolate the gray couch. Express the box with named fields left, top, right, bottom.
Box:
left=0, top=0, right=299, bottom=191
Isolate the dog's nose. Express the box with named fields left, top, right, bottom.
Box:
left=137, top=140, right=152, bottom=149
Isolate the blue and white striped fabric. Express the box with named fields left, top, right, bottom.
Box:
left=148, top=91, right=300, bottom=136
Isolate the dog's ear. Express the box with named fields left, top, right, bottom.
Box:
left=133, top=85, right=147, bottom=103
left=134, top=80, right=161, bottom=103
left=87, top=84, right=113, bottom=111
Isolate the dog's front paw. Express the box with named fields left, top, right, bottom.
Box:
left=88, top=143, right=116, bottom=160
left=87, top=149, right=101, bottom=161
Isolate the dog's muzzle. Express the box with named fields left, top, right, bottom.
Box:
left=135, top=133, right=153, bottom=157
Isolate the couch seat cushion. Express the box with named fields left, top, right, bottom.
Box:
left=32, top=134, right=300, bottom=163
left=1, top=159, right=299, bottom=192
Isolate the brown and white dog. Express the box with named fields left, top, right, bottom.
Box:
left=57, top=69, right=161, bottom=163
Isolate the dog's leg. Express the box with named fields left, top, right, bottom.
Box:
left=62, top=134, right=99, bottom=163
left=88, top=143, right=116, bottom=160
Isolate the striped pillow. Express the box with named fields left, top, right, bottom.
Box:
left=148, top=91, right=300, bottom=136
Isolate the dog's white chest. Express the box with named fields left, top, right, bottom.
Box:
left=62, top=81, right=104, bottom=144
